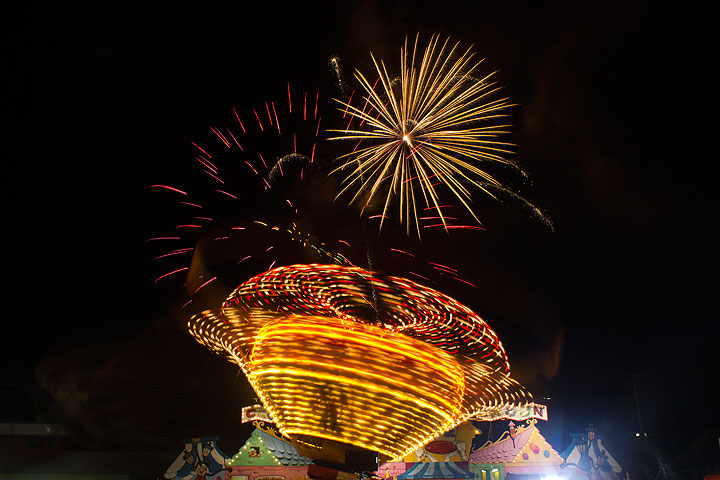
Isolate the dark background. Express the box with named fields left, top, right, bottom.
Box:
left=4, top=0, right=717, bottom=476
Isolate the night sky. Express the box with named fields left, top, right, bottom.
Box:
left=4, top=0, right=716, bottom=474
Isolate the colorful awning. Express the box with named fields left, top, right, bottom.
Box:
left=397, top=462, right=472, bottom=479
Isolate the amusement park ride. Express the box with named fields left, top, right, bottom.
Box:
left=182, top=264, right=550, bottom=478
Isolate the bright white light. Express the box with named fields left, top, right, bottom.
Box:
left=541, top=475, right=563, bottom=480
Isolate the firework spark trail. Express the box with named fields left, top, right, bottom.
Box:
left=329, top=55, right=350, bottom=99
left=154, top=248, right=194, bottom=260
left=233, top=108, right=247, bottom=133
left=150, top=185, right=187, bottom=195
left=149, top=78, right=487, bottom=306
left=329, top=34, right=546, bottom=237
left=154, top=267, right=189, bottom=283
left=474, top=181, right=554, bottom=231
left=194, top=276, right=218, bottom=294
left=149, top=84, right=327, bottom=293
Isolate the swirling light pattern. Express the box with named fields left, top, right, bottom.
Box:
left=189, top=263, right=532, bottom=460
left=331, top=34, right=533, bottom=236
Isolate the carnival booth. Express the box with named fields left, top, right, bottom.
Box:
left=164, top=436, right=231, bottom=480
left=468, top=421, right=563, bottom=480
left=226, top=422, right=313, bottom=480
left=378, top=419, right=562, bottom=480
left=378, top=422, right=477, bottom=480
left=161, top=417, right=578, bottom=480
left=558, top=425, right=622, bottom=480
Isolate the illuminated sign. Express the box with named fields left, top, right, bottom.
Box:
left=241, top=404, right=272, bottom=423
left=485, top=403, right=548, bottom=421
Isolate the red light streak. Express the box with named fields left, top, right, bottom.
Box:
left=233, top=107, right=246, bottom=133
left=343, top=90, right=354, bottom=118
left=287, top=81, right=292, bottom=113
left=191, top=142, right=212, bottom=158
left=202, top=169, right=224, bottom=184
left=442, top=275, right=476, bottom=288
left=145, top=236, right=180, bottom=242
left=151, top=185, right=187, bottom=195
left=428, top=262, right=458, bottom=273
left=265, top=101, right=273, bottom=127
left=420, top=216, right=458, bottom=222
left=408, top=271, right=432, bottom=282
left=424, top=205, right=454, bottom=210
left=272, top=101, right=280, bottom=135
left=423, top=224, right=485, bottom=230
left=153, top=249, right=193, bottom=261
left=216, top=190, right=238, bottom=200
left=210, top=126, right=230, bottom=148
left=194, top=276, right=217, bottom=294
left=154, top=266, right=188, bottom=283
left=244, top=161, right=259, bottom=175
left=196, top=156, right=217, bottom=173
left=227, top=128, right=242, bottom=150
left=253, top=107, right=263, bottom=131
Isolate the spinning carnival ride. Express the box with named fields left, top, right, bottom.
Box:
left=188, top=264, right=533, bottom=461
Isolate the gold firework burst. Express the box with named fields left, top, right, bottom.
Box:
left=330, top=34, right=520, bottom=236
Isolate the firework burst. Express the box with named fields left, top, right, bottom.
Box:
left=146, top=83, right=332, bottom=302
left=331, top=34, right=531, bottom=236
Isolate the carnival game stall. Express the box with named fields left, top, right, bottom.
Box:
left=226, top=422, right=313, bottom=480
left=558, top=425, right=622, bottom=480
left=164, top=436, right=231, bottom=480
left=468, top=421, right=563, bottom=480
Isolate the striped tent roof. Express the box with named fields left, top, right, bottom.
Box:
left=397, top=462, right=472, bottom=479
